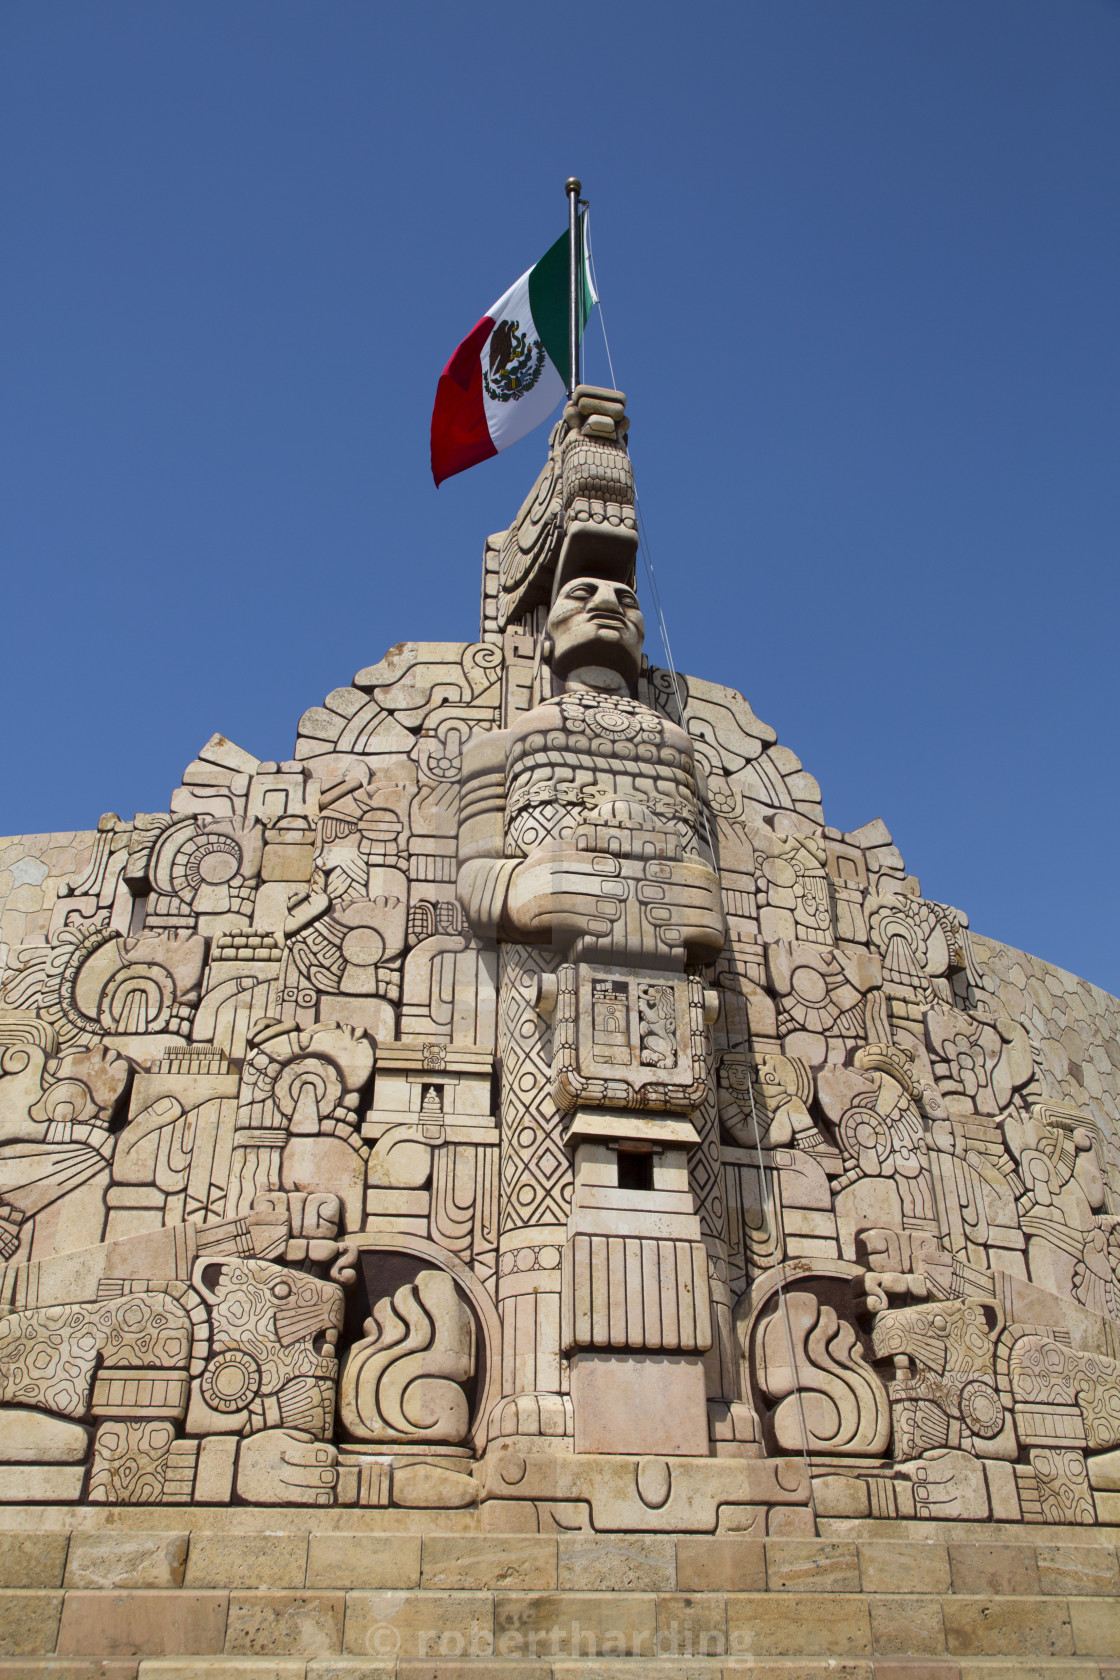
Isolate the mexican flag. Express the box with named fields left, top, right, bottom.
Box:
left=431, top=216, right=596, bottom=487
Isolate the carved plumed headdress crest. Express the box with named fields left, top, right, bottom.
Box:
left=489, top=385, right=639, bottom=631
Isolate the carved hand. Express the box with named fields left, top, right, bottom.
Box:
left=504, top=841, right=725, bottom=963
left=504, top=843, right=623, bottom=945
left=234, top=1427, right=338, bottom=1507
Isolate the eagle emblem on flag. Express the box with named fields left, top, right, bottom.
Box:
left=430, top=213, right=596, bottom=484
left=483, top=318, right=546, bottom=402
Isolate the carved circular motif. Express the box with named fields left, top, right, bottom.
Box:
left=958, top=1379, right=1003, bottom=1439
left=340, top=925, right=385, bottom=967
left=274, top=1058, right=343, bottom=1122
left=98, top=964, right=175, bottom=1036
left=197, top=848, right=239, bottom=885
left=838, top=1104, right=891, bottom=1169
left=636, top=1456, right=672, bottom=1509
left=181, top=837, right=242, bottom=891
left=498, top=1451, right=527, bottom=1486
left=588, top=704, right=639, bottom=738
left=558, top=692, right=664, bottom=748
left=200, top=1349, right=261, bottom=1413
left=498, top=1243, right=561, bottom=1276
left=790, top=967, right=828, bottom=1006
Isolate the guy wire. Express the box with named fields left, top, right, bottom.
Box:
left=739, top=984, right=821, bottom=1521
left=589, top=254, right=818, bottom=1522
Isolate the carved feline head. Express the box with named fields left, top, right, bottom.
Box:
left=192, top=1257, right=344, bottom=1438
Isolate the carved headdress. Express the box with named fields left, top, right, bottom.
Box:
left=486, top=385, right=639, bottom=634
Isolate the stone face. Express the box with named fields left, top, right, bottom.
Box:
left=0, top=379, right=1117, bottom=1680
left=766, top=1539, right=861, bottom=1592
left=0, top=1531, right=70, bottom=1587
left=0, top=1410, right=89, bottom=1465
left=343, top=1590, right=493, bottom=1660
left=1069, top=1593, right=1120, bottom=1656
left=725, top=1590, right=872, bottom=1655
left=942, top=1594, right=1075, bottom=1657
left=420, top=1535, right=556, bottom=1590
left=1036, top=1542, right=1120, bottom=1595
left=493, top=1589, right=658, bottom=1658
left=869, top=1592, right=948, bottom=1654
left=0, top=1588, right=63, bottom=1654
left=675, top=1535, right=766, bottom=1592
left=858, top=1540, right=952, bottom=1594
left=948, top=1542, right=1041, bottom=1596
left=556, top=1533, right=676, bottom=1592
left=569, top=1351, right=710, bottom=1457
left=143, top=1666, right=306, bottom=1680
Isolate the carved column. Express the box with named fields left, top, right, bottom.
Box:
left=490, top=944, right=573, bottom=1446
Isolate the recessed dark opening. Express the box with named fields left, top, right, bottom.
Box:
left=616, top=1149, right=653, bottom=1192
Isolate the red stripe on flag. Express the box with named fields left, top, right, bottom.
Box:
left=430, top=316, right=498, bottom=487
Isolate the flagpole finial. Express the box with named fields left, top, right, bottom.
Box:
left=565, top=177, right=582, bottom=198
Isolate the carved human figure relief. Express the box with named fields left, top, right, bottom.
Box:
left=717, top=1050, right=819, bottom=1151
left=0, top=376, right=1117, bottom=1533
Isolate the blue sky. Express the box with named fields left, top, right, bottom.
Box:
left=2, top=2, right=1118, bottom=993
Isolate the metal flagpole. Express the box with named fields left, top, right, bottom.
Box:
left=565, top=177, right=581, bottom=396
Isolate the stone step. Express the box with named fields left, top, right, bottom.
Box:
left=0, top=1586, right=1117, bottom=1672
left=0, top=1656, right=1116, bottom=1679
left=1, top=1528, right=1118, bottom=1673
left=3, top=1527, right=1119, bottom=1596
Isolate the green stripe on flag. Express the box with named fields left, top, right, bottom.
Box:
left=529, top=214, right=595, bottom=388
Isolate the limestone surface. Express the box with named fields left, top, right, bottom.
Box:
left=0, top=383, right=1117, bottom=1560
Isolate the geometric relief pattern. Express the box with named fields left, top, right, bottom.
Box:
left=496, top=944, right=573, bottom=1234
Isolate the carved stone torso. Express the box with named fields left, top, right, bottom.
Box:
left=503, top=689, right=710, bottom=862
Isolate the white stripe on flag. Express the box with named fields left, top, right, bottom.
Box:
left=480, top=269, right=566, bottom=452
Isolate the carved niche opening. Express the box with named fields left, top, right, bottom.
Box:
left=337, top=1251, right=484, bottom=1449
left=747, top=1274, right=891, bottom=1460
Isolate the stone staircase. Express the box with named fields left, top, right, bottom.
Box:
left=0, top=1512, right=1118, bottom=1677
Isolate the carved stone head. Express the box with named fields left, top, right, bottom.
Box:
left=546, top=576, right=644, bottom=690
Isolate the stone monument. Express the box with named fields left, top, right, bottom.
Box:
left=1, top=386, right=1119, bottom=1669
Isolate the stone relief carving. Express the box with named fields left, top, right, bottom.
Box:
left=338, top=1268, right=476, bottom=1444
left=0, top=381, right=1117, bottom=1529
left=753, top=1288, right=891, bottom=1458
